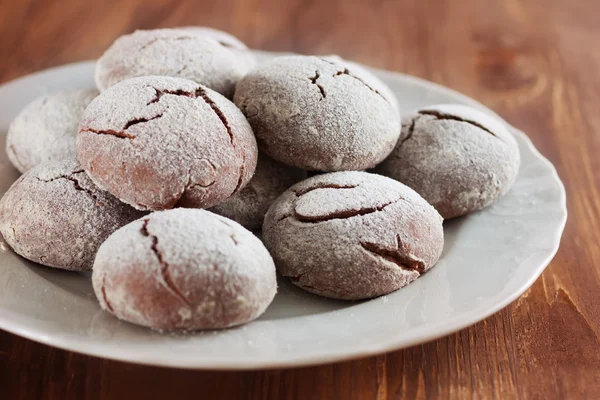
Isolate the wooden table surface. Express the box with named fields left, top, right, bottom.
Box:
left=0, top=0, right=598, bottom=398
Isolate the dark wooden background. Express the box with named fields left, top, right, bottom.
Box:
left=1, top=0, right=599, bottom=398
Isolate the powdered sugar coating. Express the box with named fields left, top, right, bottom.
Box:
left=95, top=28, right=252, bottom=98
left=0, top=159, right=143, bottom=271
left=263, top=171, right=444, bottom=300
left=77, top=76, right=258, bottom=211
left=209, top=155, right=306, bottom=230
left=6, top=89, right=98, bottom=173
left=321, top=55, right=400, bottom=114
left=181, top=26, right=256, bottom=68
left=376, top=104, right=521, bottom=219
left=92, top=209, right=277, bottom=331
left=234, top=55, right=400, bottom=171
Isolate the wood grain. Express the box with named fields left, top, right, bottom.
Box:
left=1, top=0, right=599, bottom=398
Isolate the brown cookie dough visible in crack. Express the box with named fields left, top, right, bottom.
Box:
left=234, top=55, right=400, bottom=171
left=319, top=56, right=400, bottom=110
left=195, top=87, right=234, bottom=145
left=146, top=88, right=194, bottom=105
left=263, top=171, right=444, bottom=300
left=360, top=235, right=426, bottom=274
left=294, top=199, right=397, bottom=223
left=35, top=169, right=99, bottom=202
left=396, top=114, right=419, bottom=148
left=140, top=219, right=191, bottom=306
left=77, top=75, right=258, bottom=211
left=376, top=104, right=521, bottom=219
left=308, top=70, right=326, bottom=99
left=185, top=159, right=217, bottom=190
left=81, top=128, right=136, bottom=139
left=194, top=87, right=248, bottom=196
left=92, top=209, right=277, bottom=332
left=418, top=109, right=497, bottom=137
left=334, top=67, right=388, bottom=104
left=294, top=183, right=357, bottom=196
left=0, top=159, right=144, bottom=271
left=95, top=28, right=254, bottom=97
left=122, top=113, right=164, bottom=130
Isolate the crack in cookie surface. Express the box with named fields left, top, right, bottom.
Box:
left=336, top=68, right=389, bottom=104
left=141, top=219, right=191, bottom=307
left=398, top=116, right=420, bottom=147
left=317, top=58, right=390, bottom=105
left=308, top=70, right=326, bottom=99
left=360, top=234, right=425, bottom=273
left=276, top=214, right=291, bottom=223
left=184, top=159, right=217, bottom=191
left=123, top=113, right=164, bottom=130
left=232, top=163, right=246, bottom=194
left=287, top=261, right=320, bottom=285
left=418, top=110, right=498, bottom=138
left=195, top=88, right=235, bottom=146
left=194, top=87, right=246, bottom=195
left=146, top=88, right=195, bottom=105
left=36, top=170, right=99, bottom=201
left=81, top=128, right=136, bottom=139
left=294, top=183, right=357, bottom=197
left=239, top=102, right=258, bottom=119
left=294, top=199, right=398, bottom=223
left=82, top=108, right=165, bottom=139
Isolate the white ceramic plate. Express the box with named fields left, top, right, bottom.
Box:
left=0, top=51, right=566, bottom=369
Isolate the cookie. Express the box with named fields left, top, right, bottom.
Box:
left=263, top=171, right=444, bottom=300
left=210, top=154, right=306, bottom=230
left=181, top=26, right=256, bottom=68
left=320, top=54, right=399, bottom=114
left=92, top=208, right=277, bottom=331
left=6, top=89, right=98, bottom=173
left=376, top=104, right=521, bottom=219
left=77, top=76, right=258, bottom=211
left=95, top=28, right=252, bottom=98
left=234, top=55, right=400, bottom=171
left=0, top=159, right=143, bottom=271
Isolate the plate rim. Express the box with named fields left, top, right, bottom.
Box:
left=0, top=57, right=567, bottom=370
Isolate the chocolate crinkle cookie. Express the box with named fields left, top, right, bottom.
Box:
left=6, top=89, right=98, bottom=173
left=234, top=55, right=400, bottom=171
left=263, top=171, right=444, bottom=300
left=0, top=159, right=143, bottom=271
left=95, top=28, right=253, bottom=98
left=92, top=209, right=277, bottom=331
left=209, top=155, right=307, bottom=231
left=77, top=75, right=257, bottom=211
left=376, top=104, right=521, bottom=219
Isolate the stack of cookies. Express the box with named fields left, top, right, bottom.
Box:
left=0, top=27, right=520, bottom=332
